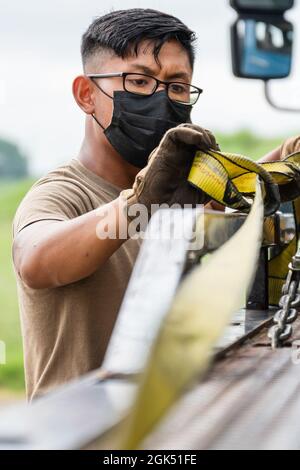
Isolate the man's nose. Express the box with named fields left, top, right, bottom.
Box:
left=156, top=83, right=168, bottom=93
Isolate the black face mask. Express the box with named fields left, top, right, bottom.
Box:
left=92, top=88, right=192, bottom=168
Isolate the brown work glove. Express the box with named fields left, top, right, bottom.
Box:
left=280, top=135, right=300, bottom=159
left=120, top=123, right=219, bottom=219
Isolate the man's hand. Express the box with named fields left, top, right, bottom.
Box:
left=120, top=123, right=220, bottom=216
left=280, top=135, right=300, bottom=159
left=258, top=135, right=300, bottom=164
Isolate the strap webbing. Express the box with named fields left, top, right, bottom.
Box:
left=188, top=150, right=300, bottom=305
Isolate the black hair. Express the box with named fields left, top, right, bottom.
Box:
left=81, top=8, right=197, bottom=70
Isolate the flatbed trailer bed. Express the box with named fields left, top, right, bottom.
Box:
left=141, top=316, right=300, bottom=450
left=1, top=208, right=299, bottom=450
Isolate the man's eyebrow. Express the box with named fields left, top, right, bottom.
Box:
left=166, top=71, right=191, bottom=81
left=127, top=64, right=191, bottom=81
left=127, top=64, right=159, bottom=75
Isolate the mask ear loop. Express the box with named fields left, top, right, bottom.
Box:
left=88, top=77, right=113, bottom=131
left=91, top=113, right=105, bottom=130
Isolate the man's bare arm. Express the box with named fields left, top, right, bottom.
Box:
left=13, top=197, right=128, bottom=289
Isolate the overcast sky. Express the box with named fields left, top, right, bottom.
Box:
left=0, top=0, right=299, bottom=175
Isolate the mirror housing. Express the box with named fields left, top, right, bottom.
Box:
left=230, top=0, right=294, bottom=14
left=231, top=17, right=293, bottom=80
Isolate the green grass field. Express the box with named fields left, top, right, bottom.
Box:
left=0, top=179, right=35, bottom=392
left=0, top=130, right=290, bottom=392
left=217, top=129, right=284, bottom=160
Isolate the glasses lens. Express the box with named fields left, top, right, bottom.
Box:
left=124, top=74, right=157, bottom=95
left=168, top=83, right=200, bottom=105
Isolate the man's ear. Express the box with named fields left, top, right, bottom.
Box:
left=72, top=75, right=95, bottom=114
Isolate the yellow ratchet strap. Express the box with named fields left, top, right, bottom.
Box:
left=188, top=149, right=300, bottom=305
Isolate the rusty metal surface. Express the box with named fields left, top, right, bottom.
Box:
left=143, top=317, right=300, bottom=450
left=1, top=313, right=298, bottom=450
left=214, top=308, right=275, bottom=356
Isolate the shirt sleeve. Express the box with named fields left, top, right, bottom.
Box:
left=13, top=177, right=89, bottom=238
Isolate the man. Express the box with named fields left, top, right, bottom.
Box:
left=12, top=9, right=219, bottom=401
left=12, top=8, right=298, bottom=401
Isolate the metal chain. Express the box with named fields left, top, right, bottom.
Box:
left=268, top=252, right=300, bottom=348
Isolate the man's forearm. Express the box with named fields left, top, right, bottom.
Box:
left=14, top=197, right=130, bottom=289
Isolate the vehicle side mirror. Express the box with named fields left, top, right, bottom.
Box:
left=231, top=17, right=293, bottom=80
left=230, top=0, right=294, bottom=14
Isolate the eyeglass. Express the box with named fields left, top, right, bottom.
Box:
left=86, top=72, right=203, bottom=106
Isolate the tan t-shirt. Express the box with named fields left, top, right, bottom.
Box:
left=12, top=158, right=141, bottom=401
